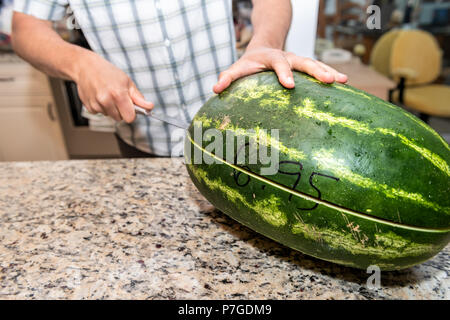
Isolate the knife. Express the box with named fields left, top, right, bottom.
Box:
left=134, top=106, right=189, bottom=130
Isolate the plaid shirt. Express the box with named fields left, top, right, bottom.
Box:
left=14, top=0, right=237, bottom=156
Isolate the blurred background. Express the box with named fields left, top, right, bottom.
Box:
left=0, top=0, right=449, bottom=161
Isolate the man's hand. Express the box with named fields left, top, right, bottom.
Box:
left=213, top=46, right=348, bottom=94
left=11, top=12, right=152, bottom=123
left=213, top=0, right=347, bottom=94
left=75, top=52, right=153, bottom=123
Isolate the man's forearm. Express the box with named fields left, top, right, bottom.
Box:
left=248, top=0, right=292, bottom=50
left=11, top=12, right=91, bottom=82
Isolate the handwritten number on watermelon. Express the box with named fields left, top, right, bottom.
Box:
left=278, top=161, right=303, bottom=201
left=233, top=166, right=252, bottom=187
left=233, top=142, right=252, bottom=187
left=232, top=143, right=339, bottom=210
left=297, top=172, right=340, bottom=211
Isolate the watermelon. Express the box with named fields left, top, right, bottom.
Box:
left=185, top=71, right=450, bottom=270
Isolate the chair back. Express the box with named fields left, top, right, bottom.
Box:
left=370, top=29, right=401, bottom=77
left=390, top=30, right=442, bottom=85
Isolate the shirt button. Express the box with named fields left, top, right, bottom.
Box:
left=164, top=38, right=171, bottom=47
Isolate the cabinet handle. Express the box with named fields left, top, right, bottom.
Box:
left=0, top=77, right=15, bottom=82
left=47, top=102, right=56, bottom=122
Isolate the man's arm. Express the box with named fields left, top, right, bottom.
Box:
left=213, top=0, right=347, bottom=93
left=11, top=12, right=152, bottom=122
left=247, top=0, right=292, bottom=51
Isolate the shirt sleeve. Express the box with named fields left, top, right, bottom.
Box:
left=14, top=0, right=69, bottom=21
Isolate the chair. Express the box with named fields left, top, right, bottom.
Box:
left=370, top=29, right=401, bottom=78
left=371, top=29, right=450, bottom=122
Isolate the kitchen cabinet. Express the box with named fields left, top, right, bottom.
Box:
left=0, top=54, right=68, bottom=161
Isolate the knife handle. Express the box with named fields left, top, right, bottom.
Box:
left=134, top=105, right=150, bottom=116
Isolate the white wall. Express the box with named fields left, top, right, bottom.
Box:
left=285, top=0, right=320, bottom=59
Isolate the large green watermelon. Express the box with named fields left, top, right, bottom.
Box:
left=185, top=71, right=450, bottom=270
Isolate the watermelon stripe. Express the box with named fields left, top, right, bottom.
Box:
left=303, top=75, right=372, bottom=100
left=379, top=101, right=450, bottom=152
left=194, top=115, right=306, bottom=161
left=307, top=72, right=450, bottom=152
left=312, top=149, right=448, bottom=214
left=295, top=98, right=372, bottom=134
left=291, top=218, right=436, bottom=260
left=294, top=98, right=450, bottom=176
left=306, top=73, right=449, bottom=152
left=380, top=129, right=450, bottom=176
left=333, top=84, right=373, bottom=100
left=222, top=78, right=292, bottom=109
left=188, top=134, right=450, bottom=233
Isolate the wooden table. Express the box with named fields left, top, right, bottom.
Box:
left=328, top=58, right=396, bottom=101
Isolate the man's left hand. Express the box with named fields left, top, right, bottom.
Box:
left=213, top=46, right=348, bottom=94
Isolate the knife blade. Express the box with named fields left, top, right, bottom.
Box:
left=134, top=106, right=189, bottom=130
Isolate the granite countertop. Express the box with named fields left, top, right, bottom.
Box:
left=0, top=159, right=448, bottom=299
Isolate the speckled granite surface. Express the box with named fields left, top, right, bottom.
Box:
left=0, top=159, right=448, bottom=300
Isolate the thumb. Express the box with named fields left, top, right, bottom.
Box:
left=129, top=83, right=153, bottom=110
left=213, top=71, right=234, bottom=94
left=213, top=61, right=258, bottom=94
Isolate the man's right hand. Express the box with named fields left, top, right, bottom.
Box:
left=74, top=52, right=153, bottom=123
left=11, top=12, right=152, bottom=123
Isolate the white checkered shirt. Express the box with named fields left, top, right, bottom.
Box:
left=14, top=0, right=237, bottom=156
